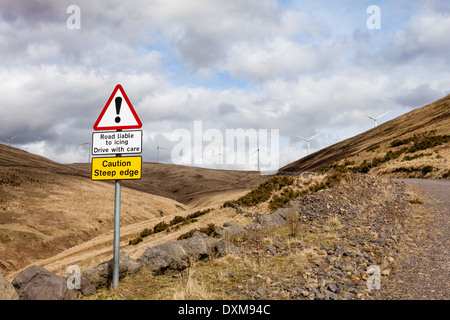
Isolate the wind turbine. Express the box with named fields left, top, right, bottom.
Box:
left=80, top=142, right=91, bottom=163
left=250, top=147, right=261, bottom=172
left=250, top=143, right=267, bottom=172
left=213, top=147, right=223, bottom=169
left=155, top=139, right=167, bottom=163
left=360, top=110, right=392, bottom=127
left=297, top=132, right=321, bottom=155
left=1, top=135, right=17, bottom=146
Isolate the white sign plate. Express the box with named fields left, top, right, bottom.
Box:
left=92, top=130, right=142, bottom=155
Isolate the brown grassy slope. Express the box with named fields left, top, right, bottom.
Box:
left=0, top=143, right=85, bottom=173
left=0, top=144, right=266, bottom=277
left=0, top=150, right=189, bottom=276
left=69, top=162, right=267, bottom=206
left=279, top=94, right=450, bottom=178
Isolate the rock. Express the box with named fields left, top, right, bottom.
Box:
left=138, top=231, right=240, bottom=277
left=300, top=290, right=310, bottom=297
left=12, top=265, right=78, bottom=300
left=82, top=251, right=141, bottom=288
left=323, top=289, right=339, bottom=300
left=61, top=270, right=97, bottom=296
left=177, top=231, right=218, bottom=261
left=274, top=208, right=296, bottom=220
left=179, top=231, right=241, bottom=259
left=0, top=273, right=19, bottom=300
left=264, top=244, right=277, bottom=255
left=318, top=277, right=327, bottom=288
left=250, top=210, right=287, bottom=229
left=315, top=291, right=326, bottom=300
left=138, top=242, right=189, bottom=275
left=214, top=239, right=241, bottom=258
left=256, top=288, right=267, bottom=299
left=223, top=202, right=245, bottom=214
left=342, top=291, right=355, bottom=300
left=327, top=283, right=338, bottom=293
left=80, top=277, right=97, bottom=296
left=216, top=222, right=247, bottom=241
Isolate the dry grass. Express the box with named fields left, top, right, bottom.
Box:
left=172, top=267, right=218, bottom=300
left=324, top=215, right=343, bottom=231
left=280, top=94, right=450, bottom=178
left=294, top=247, right=327, bottom=267
left=285, top=207, right=300, bottom=237
left=82, top=215, right=340, bottom=300
left=0, top=145, right=264, bottom=279
left=0, top=165, right=190, bottom=279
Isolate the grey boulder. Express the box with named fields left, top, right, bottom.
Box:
left=12, top=265, right=78, bottom=300
left=82, top=251, right=141, bottom=288
left=138, top=242, right=190, bottom=275
left=0, top=273, right=19, bottom=300
left=250, top=210, right=287, bottom=229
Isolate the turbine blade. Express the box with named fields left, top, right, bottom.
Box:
left=360, top=111, right=376, bottom=120
left=309, top=132, right=321, bottom=140
left=297, top=135, right=309, bottom=142
left=376, top=110, right=392, bottom=119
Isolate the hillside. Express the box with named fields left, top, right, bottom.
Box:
left=78, top=174, right=442, bottom=300
left=0, top=144, right=266, bottom=277
left=279, top=95, right=450, bottom=179
left=69, top=162, right=266, bottom=206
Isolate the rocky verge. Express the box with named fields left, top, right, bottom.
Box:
left=1, top=174, right=426, bottom=300
left=215, top=174, right=414, bottom=300
left=1, top=230, right=240, bottom=300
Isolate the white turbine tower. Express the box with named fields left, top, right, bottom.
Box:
left=213, top=147, right=223, bottom=169
left=297, top=132, right=321, bottom=155
left=250, top=147, right=261, bottom=172
left=360, top=110, right=392, bottom=127
left=155, top=139, right=167, bottom=163
left=80, top=142, right=91, bottom=163
left=250, top=141, right=267, bottom=172
left=1, top=135, right=17, bottom=146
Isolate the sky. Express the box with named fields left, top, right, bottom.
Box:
left=0, top=0, right=449, bottom=171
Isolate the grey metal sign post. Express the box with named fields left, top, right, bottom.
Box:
left=112, top=178, right=121, bottom=288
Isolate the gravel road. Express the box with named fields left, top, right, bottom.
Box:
left=385, top=179, right=449, bottom=300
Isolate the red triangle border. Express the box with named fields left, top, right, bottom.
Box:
left=93, top=84, right=143, bottom=131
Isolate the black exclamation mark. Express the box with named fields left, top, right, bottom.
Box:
left=115, top=97, right=122, bottom=123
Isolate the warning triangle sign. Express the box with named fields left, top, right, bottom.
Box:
left=93, top=84, right=142, bottom=131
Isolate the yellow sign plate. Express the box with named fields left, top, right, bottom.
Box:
left=91, top=156, right=142, bottom=180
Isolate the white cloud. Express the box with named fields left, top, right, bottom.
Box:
left=1, top=1, right=449, bottom=169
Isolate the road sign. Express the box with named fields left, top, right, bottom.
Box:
left=91, top=84, right=144, bottom=289
left=93, top=84, right=142, bottom=131
left=91, top=156, right=142, bottom=180
left=92, top=130, right=142, bottom=155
